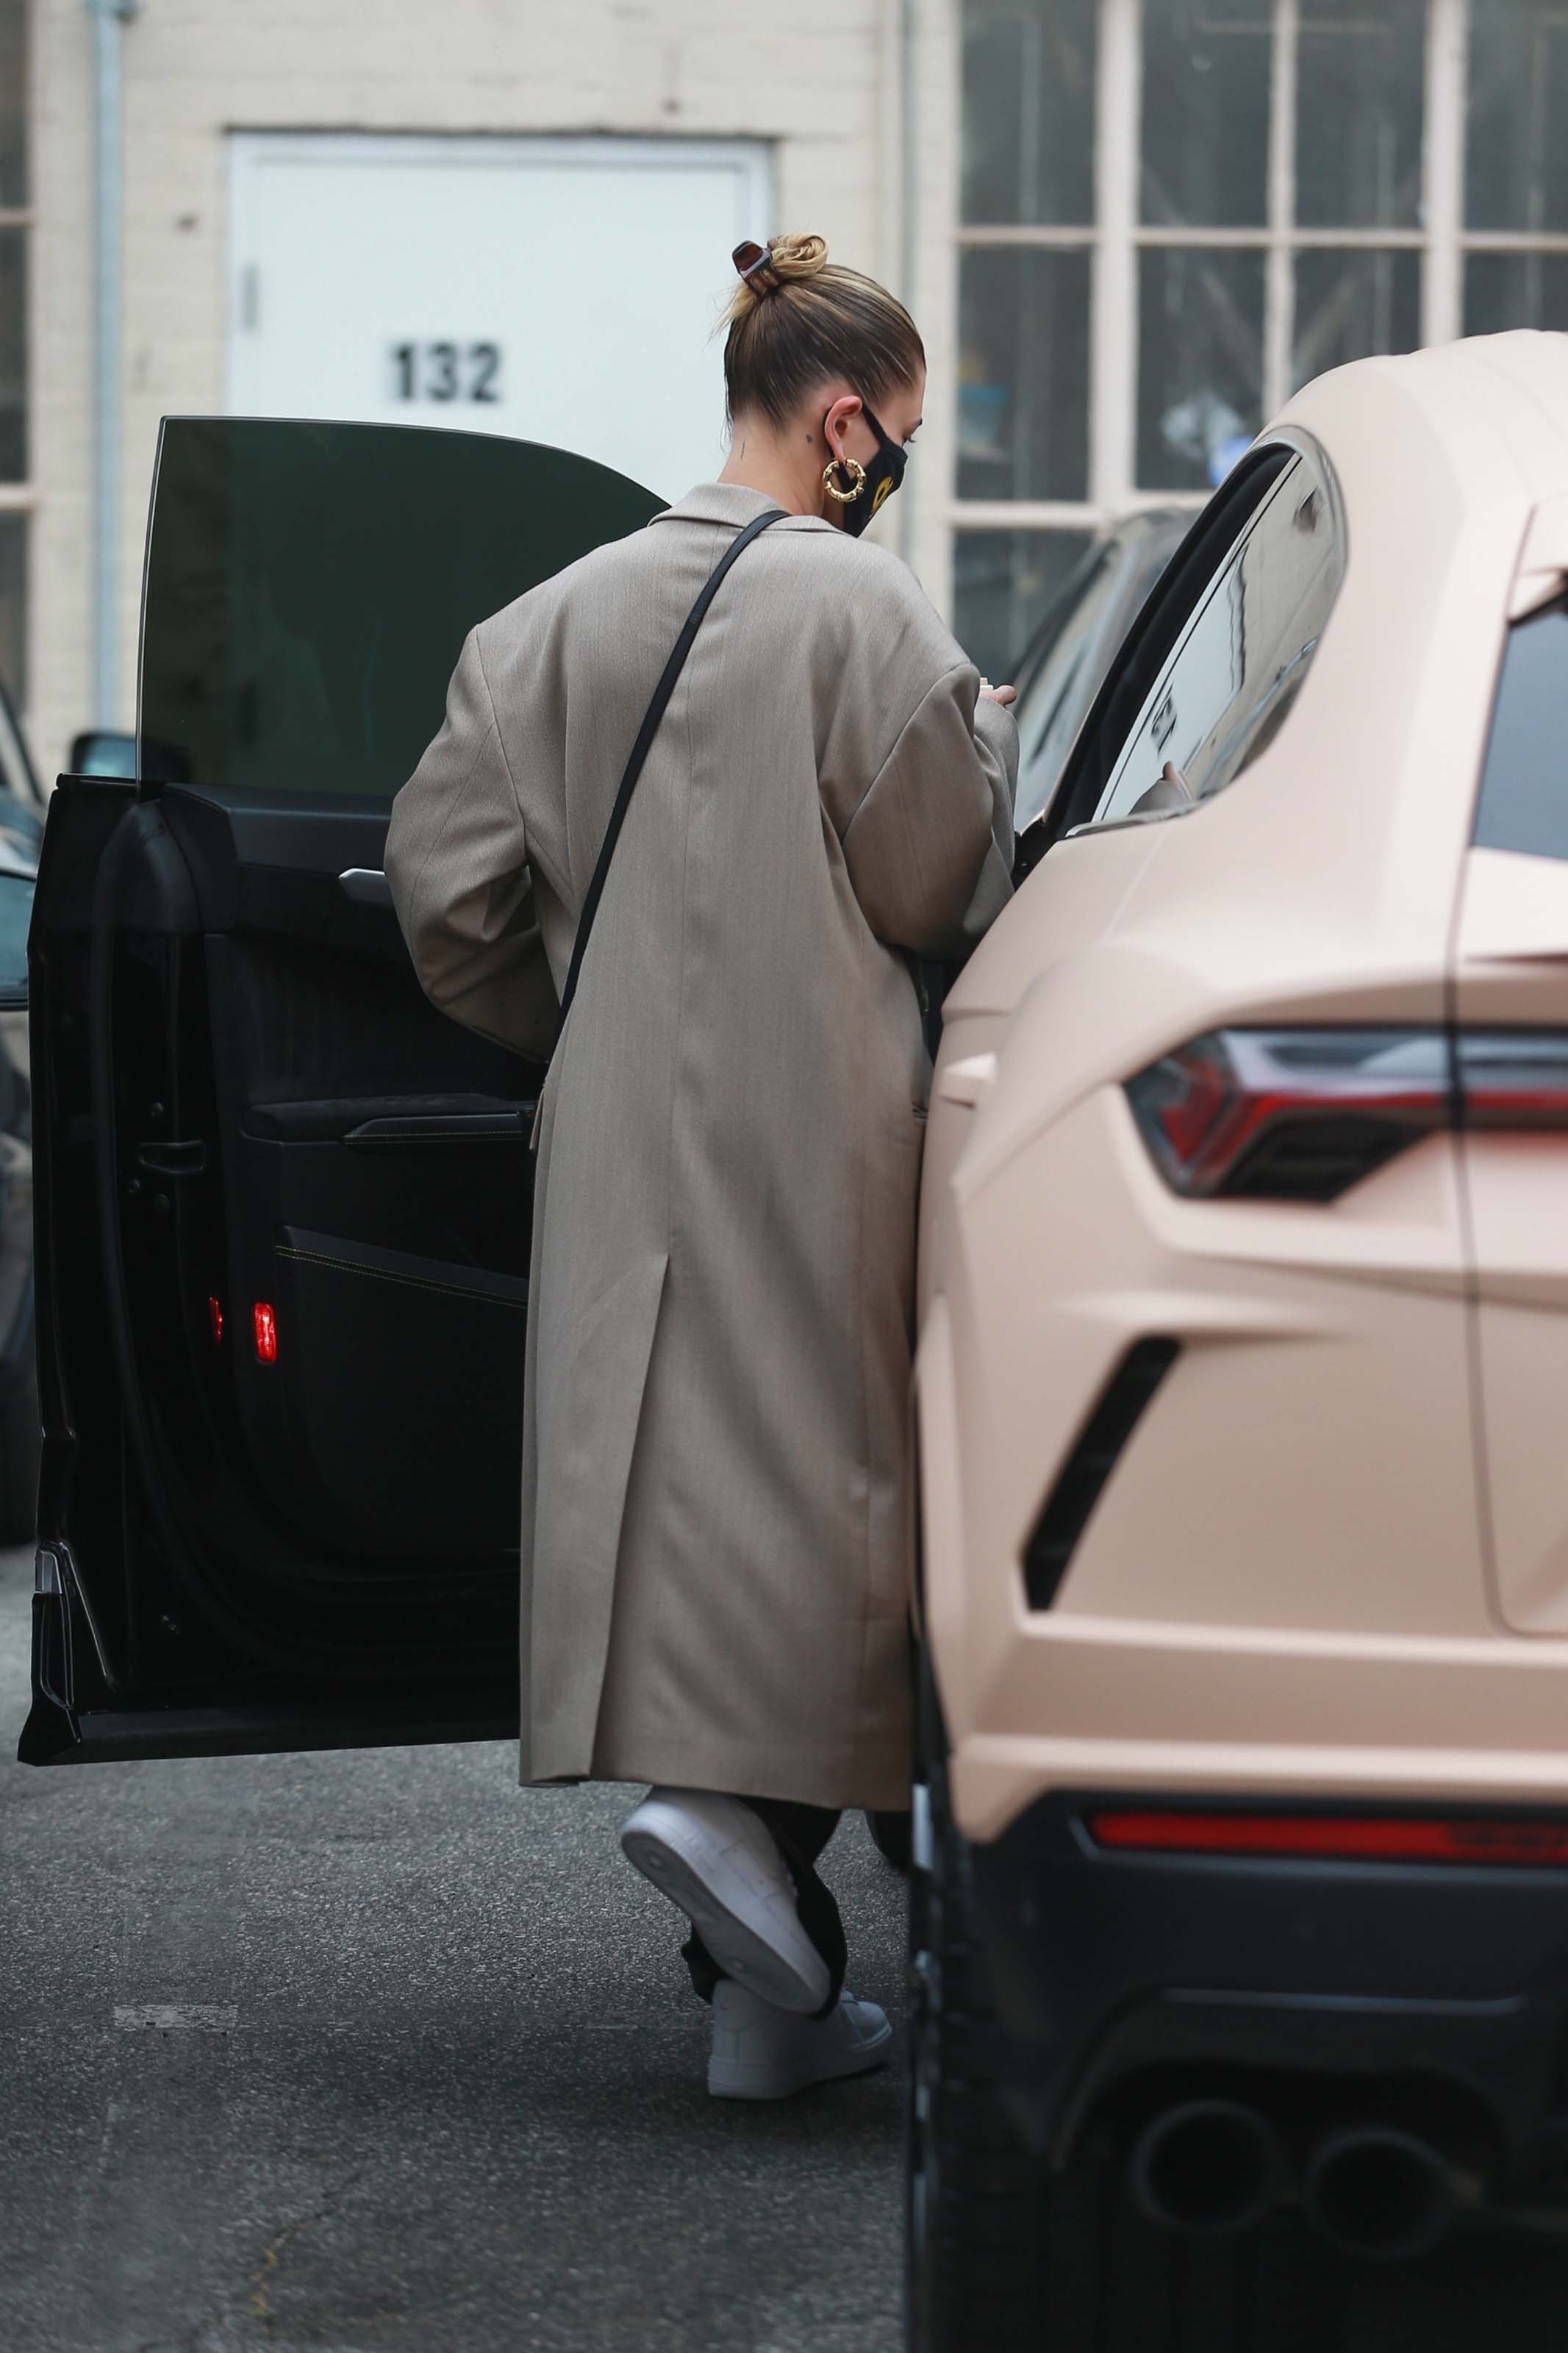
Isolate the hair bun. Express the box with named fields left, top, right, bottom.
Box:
left=728, top=232, right=830, bottom=318
left=766, top=232, right=828, bottom=283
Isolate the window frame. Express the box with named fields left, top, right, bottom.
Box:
left=948, top=0, right=1568, bottom=656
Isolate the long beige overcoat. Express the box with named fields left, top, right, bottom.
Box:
left=386, top=482, right=1017, bottom=1810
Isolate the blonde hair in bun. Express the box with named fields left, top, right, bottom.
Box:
left=723, top=232, right=923, bottom=429
left=726, top=232, right=829, bottom=319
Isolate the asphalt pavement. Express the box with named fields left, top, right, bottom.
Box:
left=0, top=1543, right=907, bottom=2353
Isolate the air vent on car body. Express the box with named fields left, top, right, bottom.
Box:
left=1022, top=1338, right=1181, bottom=1610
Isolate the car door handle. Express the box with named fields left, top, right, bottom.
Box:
left=344, top=1109, right=534, bottom=1148
left=135, top=1139, right=207, bottom=1177
left=339, top=868, right=393, bottom=908
left=939, top=1053, right=998, bottom=1108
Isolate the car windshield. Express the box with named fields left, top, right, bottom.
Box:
left=138, top=419, right=665, bottom=799
left=0, top=679, right=39, bottom=811
left=1013, top=527, right=1181, bottom=833
left=0, top=868, right=31, bottom=997
left=1013, top=551, right=1124, bottom=832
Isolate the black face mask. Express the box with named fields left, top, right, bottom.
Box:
left=833, top=401, right=908, bottom=538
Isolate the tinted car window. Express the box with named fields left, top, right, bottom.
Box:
left=1013, top=519, right=1188, bottom=832
left=1040, top=444, right=1295, bottom=851
left=0, top=676, right=39, bottom=810
left=139, top=420, right=665, bottom=799
left=0, top=868, right=29, bottom=996
left=1472, top=599, right=1568, bottom=860
left=1012, top=546, right=1120, bottom=829
left=1090, top=450, right=1345, bottom=827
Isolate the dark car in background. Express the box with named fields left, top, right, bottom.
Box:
left=1009, top=510, right=1191, bottom=834
left=0, top=674, right=46, bottom=1540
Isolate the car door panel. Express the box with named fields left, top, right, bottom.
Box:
left=22, top=418, right=662, bottom=1766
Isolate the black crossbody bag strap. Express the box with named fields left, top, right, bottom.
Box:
left=557, top=506, right=789, bottom=1032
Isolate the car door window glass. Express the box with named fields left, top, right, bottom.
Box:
left=1472, top=599, right=1568, bottom=861
left=138, top=419, right=664, bottom=799
left=1089, top=449, right=1345, bottom=829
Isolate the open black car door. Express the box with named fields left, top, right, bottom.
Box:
left=21, top=418, right=662, bottom=1765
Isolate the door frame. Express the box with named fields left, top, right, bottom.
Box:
left=225, top=128, right=776, bottom=423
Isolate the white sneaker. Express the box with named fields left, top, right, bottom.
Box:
left=619, top=1788, right=831, bottom=2015
left=707, top=1981, right=892, bottom=2101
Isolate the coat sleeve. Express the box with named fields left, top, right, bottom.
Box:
left=840, top=660, right=1019, bottom=959
left=384, top=625, right=561, bottom=1063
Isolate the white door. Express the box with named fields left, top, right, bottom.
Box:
left=226, top=134, right=774, bottom=501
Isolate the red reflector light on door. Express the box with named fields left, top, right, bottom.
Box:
left=253, top=1302, right=278, bottom=1364
left=1089, top=1810, right=1568, bottom=1867
left=207, top=1294, right=224, bottom=1346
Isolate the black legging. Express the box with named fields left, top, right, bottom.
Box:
left=680, top=1796, right=845, bottom=2021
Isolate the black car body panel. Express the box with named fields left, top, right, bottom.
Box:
left=21, top=419, right=663, bottom=1765
left=969, top=1791, right=1568, bottom=2201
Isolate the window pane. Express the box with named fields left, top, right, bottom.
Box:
left=1137, top=247, right=1264, bottom=491
left=962, top=0, right=1097, bottom=226
left=1467, top=0, right=1568, bottom=232
left=0, top=226, right=25, bottom=482
left=1141, top=0, right=1271, bottom=228
left=1465, top=251, right=1568, bottom=337
left=1295, top=0, right=1424, bottom=229
left=1473, top=601, right=1568, bottom=860
left=140, top=420, right=663, bottom=797
left=0, top=514, right=25, bottom=704
left=1095, top=452, right=1345, bottom=825
left=958, top=248, right=1091, bottom=501
left=953, top=529, right=1095, bottom=687
left=0, top=0, right=26, bottom=209
left=1292, top=248, right=1421, bottom=390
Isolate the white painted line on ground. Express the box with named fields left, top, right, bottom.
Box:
left=113, top=2004, right=239, bottom=2031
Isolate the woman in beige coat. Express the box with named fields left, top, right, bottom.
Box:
left=386, top=233, right=1017, bottom=2100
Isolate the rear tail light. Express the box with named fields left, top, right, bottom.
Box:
left=1126, top=1027, right=1568, bottom=1202
left=253, top=1302, right=279, bottom=1364
left=1090, top=1808, right=1568, bottom=1868
left=1455, top=1031, right=1568, bottom=1125
left=207, top=1294, right=224, bottom=1346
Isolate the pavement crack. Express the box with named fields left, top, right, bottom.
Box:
left=246, top=2172, right=367, bottom=2337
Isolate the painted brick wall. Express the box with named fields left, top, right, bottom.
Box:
left=30, top=0, right=954, bottom=776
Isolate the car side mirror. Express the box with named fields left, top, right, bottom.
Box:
left=69, top=729, right=138, bottom=779
left=1126, top=760, right=1194, bottom=818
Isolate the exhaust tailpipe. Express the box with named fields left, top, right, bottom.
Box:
left=1128, top=2099, right=1286, bottom=2238
left=1302, top=2126, right=1456, bottom=2263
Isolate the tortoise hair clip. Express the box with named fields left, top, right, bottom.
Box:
left=732, top=239, right=783, bottom=295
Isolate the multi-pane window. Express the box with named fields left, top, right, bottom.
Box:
left=955, top=0, right=1568, bottom=679
left=1466, top=1, right=1568, bottom=333
left=0, top=0, right=29, bottom=705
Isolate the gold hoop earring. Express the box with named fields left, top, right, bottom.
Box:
left=822, top=455, right=867, bottom=504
